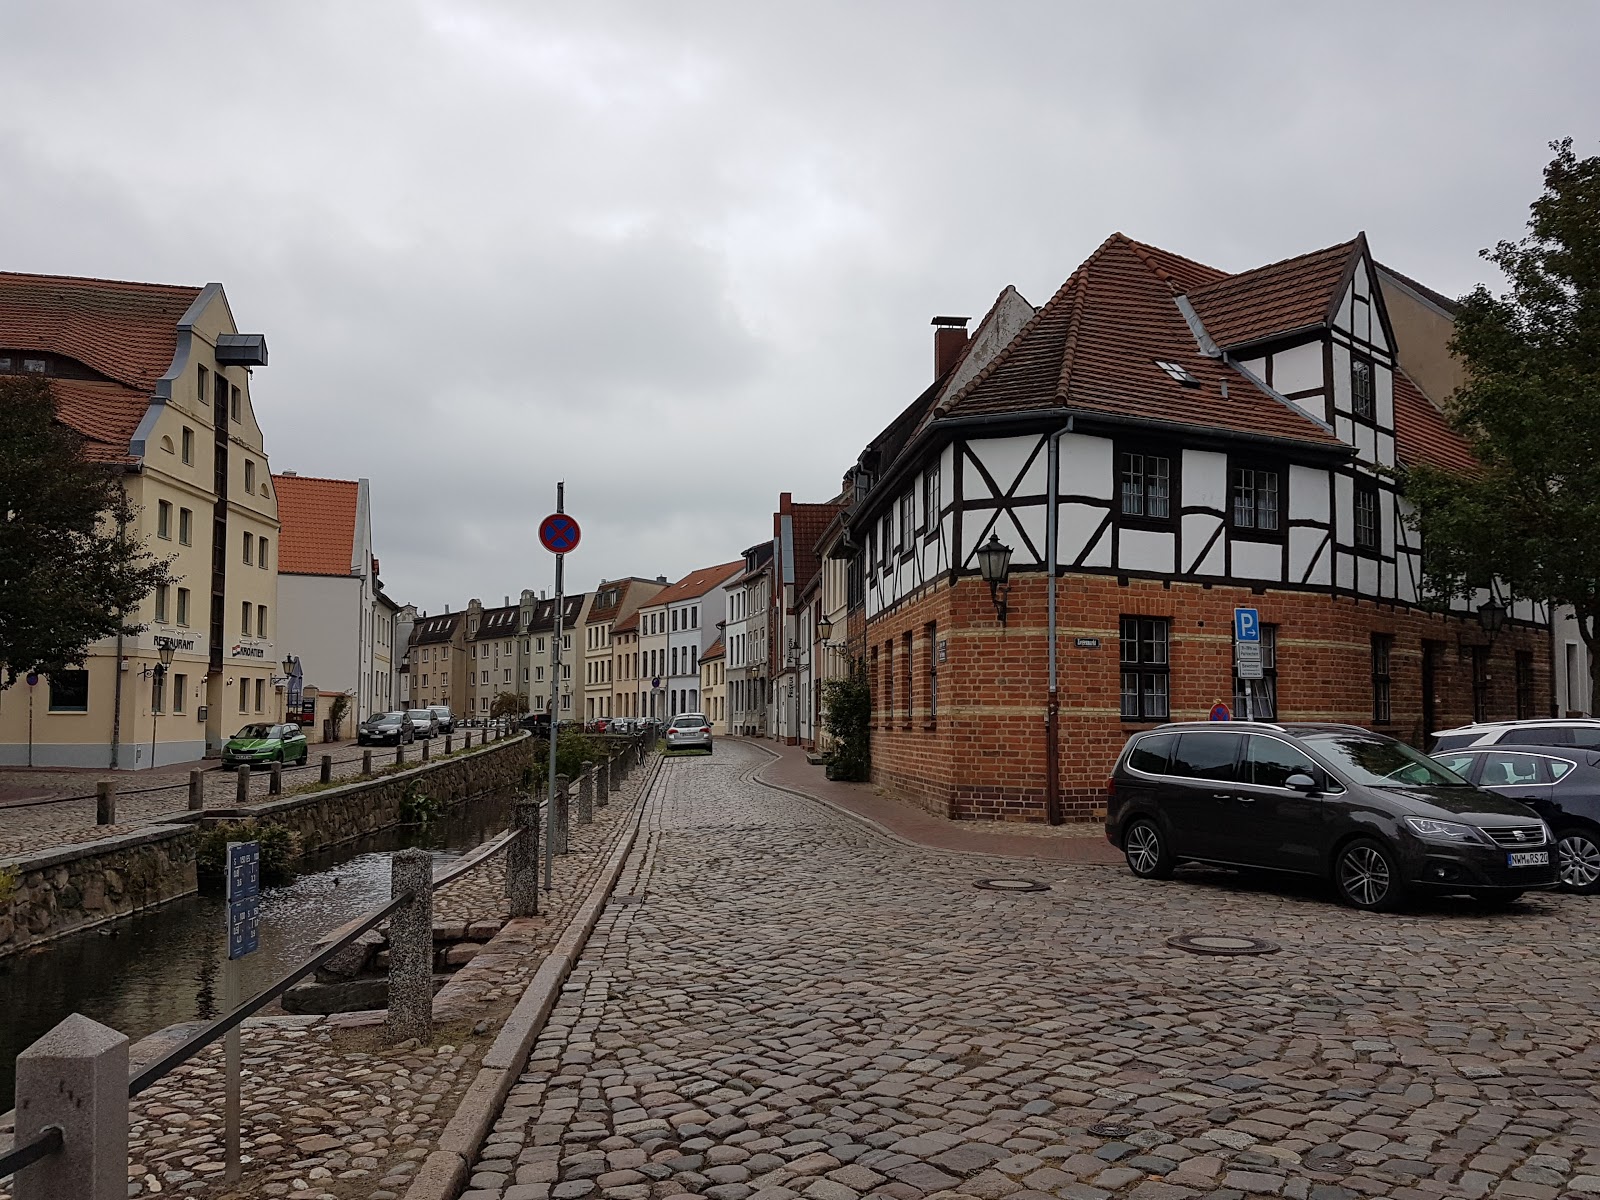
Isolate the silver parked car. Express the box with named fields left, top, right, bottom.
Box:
left=665, top=713, right=712, bottom=752
left=406, top=708, right=439, bottom=738
left=1431, top=719, right=1600, bottom=752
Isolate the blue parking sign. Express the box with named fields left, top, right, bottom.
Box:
left=1234, top=608, right=1260, bottom=643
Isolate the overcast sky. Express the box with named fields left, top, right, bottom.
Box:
left=3, top=2, right=1595, bottom=613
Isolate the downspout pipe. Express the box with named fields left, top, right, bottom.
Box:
left=1044, top=414, right=1074, bottom=826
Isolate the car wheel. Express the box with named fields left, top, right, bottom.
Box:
left=1556, top=827, right=1600, bottom=893
left=1123, top=818, right=1174, bottom=880
left=1334, top=838, right=1406, bottom=912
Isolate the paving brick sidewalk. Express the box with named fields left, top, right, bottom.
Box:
left=740, top=738, right=1122, bottom=866
left=465, top=738, right=1600, bottom=1200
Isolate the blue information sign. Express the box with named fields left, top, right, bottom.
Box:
left=226, top=842, right=261, bottom=960
left=1233, top=608, right=1260, bottom=643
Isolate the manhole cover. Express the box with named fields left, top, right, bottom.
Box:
left=1087, top=1122, right=1134, bottom=1138
left=1168, top=933, right=1281, bottom=956
left=973, top=878, right=1050, bottom=892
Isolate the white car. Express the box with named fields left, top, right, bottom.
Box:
left=665, top=713, right=712, bottom=752
left=1431, top=719, right=1600, bottom=752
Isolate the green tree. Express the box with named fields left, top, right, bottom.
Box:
left=491, top=690, right=529, bottom=719
left=0, top=375, right=174, bottom=685
left=1405, top=139, right=1600, bottom=709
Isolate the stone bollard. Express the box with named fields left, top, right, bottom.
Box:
left=596, top=759, right=610, bottom=807
left=445, top=734, right=453, bottom=754
left=385, top=848, right=434, bottom=1044
left=464, top=730, right=473, bottom=750
left=577, top=763, right=594, bottom=825
left=320, top=754, right=333, bottom=784
left=189, top=769, right=204, bottom=811
left=269, top=762, right=282, bottom=795
left=554, top=774, right=570, bottom=855
left=506, top=796, right=540, bottom=918
left=13, top=1013, right=129, bottom=1200
left=421, top=738, right=430, bottom=762
left=95, top=781, right=115, bottom=826
left=362, top=750, right=373, bottom=776
left=396, top=744, right=406, bottom=766
left=235, top=766, right=250, bottom=806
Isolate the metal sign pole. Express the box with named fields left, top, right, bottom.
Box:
left=223, top=839, right=259, bottom=1184
left=225, top=954, right=241, bottom=1181
left=546, top=482, right=563, bottom=893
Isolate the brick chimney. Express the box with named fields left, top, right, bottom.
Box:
left=932, top=315, right=970, bottom=379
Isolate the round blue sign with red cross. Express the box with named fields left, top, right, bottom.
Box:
left=539, top=513, right=581, bottom=554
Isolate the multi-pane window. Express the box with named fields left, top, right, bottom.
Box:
left=238, top=679, right=248, bottom=713
left=231, top=385, right=242, bottom=422
left=1371, top=634, right=1393, bottom=724
left=1231, top=468, right=1280, bottom=531
left=254, top=678, right=265, bottom=712
left=244, top=459, right=256, bottom=495
left=155, top=584, right=169, bottom=624
left=1516, top=651, right=1535, bottom=720
left=177, top=587, right=190, bottom=626
left=1119, top=452, right=1171, bottom=519
left=1472, top=646, right=1491, bottom=722
left=241, top=602, right=253, bottom=636
left=243, top=531, right=254, bottom=565
left=48, top=670, right=89, bottom=712
left=1234, top=625, right=1278, bottom=720
left=172, top=674, right=186, bottom=714
left=258, top=537, right=268, bottom=569
left=178, top=508, right=192, bottom=545
left=880, top=514, right=892, bottom=571
left=1351, top=357, right=1375, bottom=420
left=899, top=493, right=913, bottom=551
left=257, top=605, right=267, bottom=638
left=923, top=462, right=940, bottom=532
left=157, top=501, right=172, bottom=539
left=1120, top=617, right=1170, bottom=721
left=181, top=426, right=194, bottom=464
left=1354, top=480, right=1379, bottom=549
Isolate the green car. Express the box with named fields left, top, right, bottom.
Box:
left=222, top=722, right=309, bottom=770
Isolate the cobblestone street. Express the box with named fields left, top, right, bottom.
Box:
left=466, top=739, right=1600, bottom=1200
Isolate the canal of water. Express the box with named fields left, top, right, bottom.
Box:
left=0, top=791, right=514, bottom=1110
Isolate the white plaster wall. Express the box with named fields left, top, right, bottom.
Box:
left=1289, top=466, right=1329, bottom=523
left=1059, top=434, right=1113, bottom=499
left=1183, top=450, right=1227, bottom=511
left=278, top=574, right=363, bottom=701
left=1272, top=340, right=1324, bottom=395
left=1183, top=514, right=1224, bottom=574
left=1232, top=540, right=1282, bottom=581
left=1120, top=529, right=1174, bottom=574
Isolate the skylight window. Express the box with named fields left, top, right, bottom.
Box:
left=1155, top=360, right=1201, bottom=387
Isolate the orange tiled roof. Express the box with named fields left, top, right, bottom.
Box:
left=47, top=378, right=152, bottom=463
left=652, top=561, right=743, bottom=607
left=701, top=639, right=725, bottom=660
left=944, top=234, right=1343, bottom=447
left=1185, top=239, right=1360, bottom=350
left=273, top=474, right=360, bottom=576
left=613, top=611, right=639, bottom=635
left=792, top=501, right=846, bottom=591
left=1394, top=371, right=1476, bottom=474
left=0, top=271, right=201, bottom=391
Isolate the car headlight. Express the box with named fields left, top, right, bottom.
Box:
left=1404, top=816, right=1484, bottom=843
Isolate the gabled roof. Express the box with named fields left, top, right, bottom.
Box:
left=613, top=611, right=640, bottom=636
left=273, top=474, right=360, bottom=576
left=651, top=561, right=743, bottom=607
left=701, top=638, right=725, bottom=661
left=942, top=233, right=1343, bottom=447
left=470, top=605, right=520, bottom=641
left=1393, top=370, right=1475, bottom=474
left=0, top=271, right=202, bottom=392
left=587, top=576, right=662, bottom=624
left=1185, top=238, right=1360, bottom=350
left=525, top=593, right=587, bottom=634
left=412, top=611, right=463, bottom=645
left=792, top=501, right=846, bottom=593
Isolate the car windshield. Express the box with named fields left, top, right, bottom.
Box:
left=235, top=724, right=277, bottom=740
left=407, top=711, right=432, bottom=720
left=370, top=713, right=403, bottom=725
left=1303, top=733, right=1471, bottom=787
left=671, top=715, right=707, bottom=728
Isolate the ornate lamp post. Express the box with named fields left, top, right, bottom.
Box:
left=976, top=534, right=1014, bottom=626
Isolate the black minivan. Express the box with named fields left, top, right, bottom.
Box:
left=1106, top=722, right=1560, bottom=910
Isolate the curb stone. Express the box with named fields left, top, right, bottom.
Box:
left=403, top=751, right=662, bottom=1200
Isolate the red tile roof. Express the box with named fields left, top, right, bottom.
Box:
left=613, top=611, right=639, bottom=635
left=651, top=561, right=743, bottom=607
left=0, top=271, right=201, bottom=392
left=942, top=234, right=1344, bottom=447
left=701, top=639, right=725, bottom=660
left=47, top=378, right=153, bottom=463
left=273, top=474, right=360, bottom=576
left=792, top=501, right=846, bottom=591
left=1394, top=371, right=1476, bottom=474
left=1185, top=239, right=1360, bottom=350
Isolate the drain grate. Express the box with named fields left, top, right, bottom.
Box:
left=973, top=878, right=1051, bottom=893
left=609, top=894, right=645, bottom=906
left=1168, top=933, right=1281, bottom=956
left=1086, top=1122, right=1134, bottom=1139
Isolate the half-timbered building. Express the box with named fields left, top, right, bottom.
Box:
left=847, top=233, right=1550, bottom=822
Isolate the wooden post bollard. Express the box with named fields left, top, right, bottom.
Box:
left=577, top=763, right=594, bottom=825
left=554, top=774, right=570, bottom=855
left=396, top=744, right=405, bottom=766
left=385, top=848, right=433, bottom=1044
left=320, top=754, right=333, bottom=784
left=269, top=762, right=282, bottom=795
left=445, top=734, right=453, bottom=754
left=596, top=759, right=610, bottom=807
left=507, top=796, right=540, bottom=917
left=421, top=738, right=430, bottom=762
left=235, top=766, right=250, bottom=806
left=189, top=769, right=204, bottom=811
left=13, top=1013, right=129, bottom=1200
left=362, top=750, right=373, bottom=775
left=95, top=781, right=115, bottom=826
left=464, top=730, right=472, bottom=750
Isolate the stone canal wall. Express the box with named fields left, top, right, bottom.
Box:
left=0, top=733, right=533, bottom=957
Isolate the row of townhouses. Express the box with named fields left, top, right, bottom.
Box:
left=704, top=231, right=1590, bottom=822
left=0, top=271, right=407, bottom=768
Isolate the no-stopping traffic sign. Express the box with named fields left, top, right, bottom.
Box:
left=539, top=513, right=581, bottom=554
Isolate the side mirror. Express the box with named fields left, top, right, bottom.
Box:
left=1285, top=772, right=1319, bottom=794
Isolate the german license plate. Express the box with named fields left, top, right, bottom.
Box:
left=1507, top=851, right=1549, bottom=867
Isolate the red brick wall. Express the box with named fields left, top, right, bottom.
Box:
left=865, top=573, right=1552, bottom=824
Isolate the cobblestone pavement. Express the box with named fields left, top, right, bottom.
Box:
left=465, top=739, right=1600, bottom=1200
left=0, top=735, right=522, bottom=860
left=0, top=761, right=649, bottom=1200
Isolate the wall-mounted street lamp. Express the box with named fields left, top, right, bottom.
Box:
left=1477, top=596, right=1507, bottom=637
left=816, top=615, right=834, bottom=644
left=977, top=534, right=1014, bottom=626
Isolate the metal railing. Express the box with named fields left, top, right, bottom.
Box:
left=0, top=1126, right=61, bottom=1181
